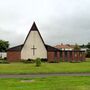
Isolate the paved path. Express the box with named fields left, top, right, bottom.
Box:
left=0, top=73, right=90, bottom=78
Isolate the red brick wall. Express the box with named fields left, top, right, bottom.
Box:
left=47, top=52, right=55, bottom=62
left=67, top=51, right=70, bottom=62
left=7, top=50, right=85, bottom=63
left=82, top=52, right=86, bottom=61
left=74, top=52, right=78, bottom=62
left=47, top=51, right=85, bottom=62
left=80, top=52, right=85, bottom=61
left=62, top=51, right=65, bottom=62
left=57, top=51, right=60, bottom=62
left=7, top=51, right=21, bottom=62
left=72, top=51, right=75, bottom=61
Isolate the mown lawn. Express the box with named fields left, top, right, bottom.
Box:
left=0, top=58, right=90, bottom=74
left=0, top=76, right=90, bottom=90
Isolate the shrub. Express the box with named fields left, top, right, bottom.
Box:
left=41, top=58, right=47, bottom=62
left=21, top=59, right=35, bottom=63
left=4, top=57, right=7, bottom=60
left=0, top=59, right=9, bottom=64
left=35, top=58, right=41, bottom=67
left=70, top=60, right=81, bottom=63
left=27, top=58, right=31, bottom=61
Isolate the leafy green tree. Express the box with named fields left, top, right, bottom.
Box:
left=73, top=44, right=81, bottom=50
left=80, top=44, right=86, bottom=48
left=0, top=40, right=9, bottom=52
left=86, top=42, right=90, bottom=57
left=87, top=42, right=90, bottom=49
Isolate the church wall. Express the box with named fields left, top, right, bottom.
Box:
left=67, top=51, right=70, bottom=62
left=7, top=51, right=21, bottom=62
left=59, top=51, right=86, bottom=62
left=62, top=51, right=65, bottom=62
left=47, top=52, right=55, bottom=62
left=83, top=52, right=86, bottom=61
left=21, top=31, right=47, bottom=60
left=79, top=51, right=86, bottom=61
left=57, top=51, right=60, bottom=62
left=47, top=51, right=60, bottom=62
left=47, top=51, right=86, bottom=63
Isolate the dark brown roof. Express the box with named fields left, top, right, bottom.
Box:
left=45, top=44, right=60, bottom=52
left=30, top=22, right=38, bottom=31
left=7, top=44, right=23, bottom=51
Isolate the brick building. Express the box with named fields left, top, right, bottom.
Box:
left=7, top=22, right=85, bottom=62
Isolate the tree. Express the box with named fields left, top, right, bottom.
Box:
left=73, top=44, right=81, bottom=50
left=0, top=40, right=9, bottom=52
left=87, top=42, right=90, bottom=49
left=86, top=42, right=90, bottom=57
left=80, top=44, right=86, bottom=48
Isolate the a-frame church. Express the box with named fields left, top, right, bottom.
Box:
left=7, top=22, right=85, bottom=62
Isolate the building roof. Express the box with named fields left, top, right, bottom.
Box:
left=45, top=44, right=60, bottom=52
left=7, top=23, right=84, bottom=52
left=30, top=22, right=39, bottom=31
left=7, top=43, right=85, bottom=52
left=7, top=44, right=60, bottom=52
left=23, top=22, right=45, bottom=46
left=7, top=22, right=60, bottom=52
left=54, top=43, right=73, bottom=50
left=7, top=44, right=23, bottom=51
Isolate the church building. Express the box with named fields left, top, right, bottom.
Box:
left=7, top=22, right=85, bottom=62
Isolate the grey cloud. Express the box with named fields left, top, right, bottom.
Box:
left=0, top=0, right=90, bottom=46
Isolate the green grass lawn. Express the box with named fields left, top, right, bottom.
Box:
left=0, top=58, right=90, bottom=74
left=0, top=76, right=90, bottom=90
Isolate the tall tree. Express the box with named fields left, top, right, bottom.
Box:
left=87, top=42, right=90, bottom=49
left=0, top=40, right=9, bottom=52
left=80, top=44, right=86, bottom=48
left=73, top=44, right=81, bottom=50
left=86, top=42, right=90, bottom=57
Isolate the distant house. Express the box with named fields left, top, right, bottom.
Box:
left=7, top=22, right=86, bottom=62
left=0, top=52, right=7, bottom=58
left=80, top=48, right=87, bottom=52
left=54, top=43, right=73, bottom=50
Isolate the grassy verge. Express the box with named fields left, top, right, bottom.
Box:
left=0, top=58, right=89, bottom=74
left=0, top=76, right=90, bottom=90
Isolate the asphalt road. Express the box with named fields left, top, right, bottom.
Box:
left=0, top=73, right=90, bottom=78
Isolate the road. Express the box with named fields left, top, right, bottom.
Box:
left=0, top=73, right=90, bottom=78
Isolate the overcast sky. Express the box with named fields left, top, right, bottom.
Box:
left=0, top=0, right=90, bottom=47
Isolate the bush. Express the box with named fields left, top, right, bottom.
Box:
left=0, top=59, right=9, bottom=64
left=21, top=59, right=35, bottom=63
left=70, top=60, right=81, bottom=63
left=35, top=58, right=41, bottom=67
left=41, top=58, right=47, bottom=62
left=4, top=57, right=7, bottom=60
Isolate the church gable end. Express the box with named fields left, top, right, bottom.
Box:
left=21, top=22, right=47, bottom=60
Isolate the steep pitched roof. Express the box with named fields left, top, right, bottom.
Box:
left=23, top=22, right=45, bottom=46
left=7, top=22, right=61, bottom=52
left=30, top=22, right=38, bottom=31
left=8, top=22, right=46, bottom=51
